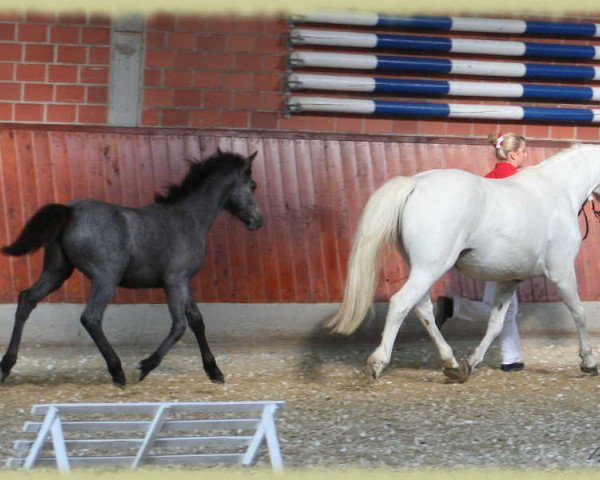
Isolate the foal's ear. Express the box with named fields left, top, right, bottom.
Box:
left=244, top=151, right=258, bottom=168
left=217, top=147, right=223, bottom=155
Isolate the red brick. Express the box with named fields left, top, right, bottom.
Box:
left=254, top=73, right=281, bottom=91
left=525, top=124, right=550, bottom=140
left=417, top=120, right=447, bottom=136
left=251, top=111, right=278, bottom=130
left=144, top=69, right=163, bottom=86
left=167, top=32, right=197, bottom=49
left=174, top=51, right=204, bottom=69
left=258, top=93, right=281, bottom=111
left=446, top=120, right=474, bottom=137
left=0, top=13, right=24, bottom=22
left=57, top=13, right=88, bottom=24
left=141, top=108, right=160, bottom=126
left=233, top=92, right=259, bottom=110
left=0, top=102, right=13, bottom=120
left=177, top=16, right=206, bottom=31
left=0, top=24, right=15, bottom=41
left=89, top=46, right=109, bottom=65
left=0, top=63, right=14, bottom=80
left=222, top=111, right=249, bottom=128
left=392, top=119, right=419, bottom=135
left=202, top=53, right=235, bottom=70
left=174, top=89, right=202, bottom=107
left=0, top=83, right=21, bottom=100
left=278, top=116, right=307, bottom=131
left=16, top=64, right=46, bottom=81
left=335, top=117, right=364, bottom=133
left=576, top=125, right=600, bottom=141
left=87, top=85, right=108, bottom=103
left=222, top=73, right=253, bottom=91
left=162, top=108, right=190, bottom=126
left=47, top=104, right=77, bottom=123
left=81, top=27, right=110, bottom=45
left=550, top=125, right=576, bottom=140
left=78, top=105, right=107, bottom=124
left=24, top=83, right=53, bottom=101
left=261, top=55, right=285, bottom=71
left=48, top=64, right=77, bottom=83
left=56, top=85, right=85, bottom=103
left=25, top=44, right=54, bottom=62
left=0, top=43, right=22, bottom=61
left=17, top=24, right=47, bottom=42
left=225, top=35, right=257, bottom=52
left=263, top=17, right=287, bottom=34
left=147, top=14, right=177, bottom=30
left=190, top=109, right=221, bottom=127
left=204, top=91, right=230, bottom=109
left=146, top=31, right=166, bottom=49
left=235, top=54, right=263, bottom=71
left=255, top=35, right=284, bottom=53
left=164, top=70, right=192, bottom=88
left=80, top=66, right=108, bottom=84
left=144, top=88, right=173, bottom=107
left=472, top=121, right=500, bottom=138
left=145, top=50, right=174, bottom=68
left=364, top=118, right=394, bottom=134
left=25, top=12, right=56, bottom=23
left=88, top=14, right=111, bottom=26
left=51, top=26, right=80, bottom=44
left=57, top=45, right=87, bottom=63
left=303, top=116, right=335, bottom=132
left=15, top=103, right=43, bottom=122
left=197, top=34, right=225, bottom=51
left=193, top=72, right=221, bottom=89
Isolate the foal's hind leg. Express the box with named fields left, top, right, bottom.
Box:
left=80, top=282, right=126, bottom=387
left=186, top=298, right=224, bottom=383
left=0, top=243, right=73, bottom=382
left=138, top=281, right=188, bottom=382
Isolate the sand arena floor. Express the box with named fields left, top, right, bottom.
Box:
left=1, top=336, right=600, bottom=471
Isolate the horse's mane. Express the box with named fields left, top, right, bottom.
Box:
left=155, top=150, right=246, bottom=204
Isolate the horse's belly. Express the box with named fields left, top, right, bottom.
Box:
left=455, top=250, right=542, bottom=281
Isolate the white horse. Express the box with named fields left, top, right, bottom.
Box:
left=328, top=143, right=600, bottom=382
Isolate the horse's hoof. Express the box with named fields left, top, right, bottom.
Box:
left=209, top=371, right=225, bottom=384
left=0, top=371, right=9, bottom=384
left=112, top=377, right=127, bottom=389
left=459, top=358, right=473, bottom=378
left=366, top=360, right=386, bottom=379
left=581, top=365, right=599, bottom=376
left=443, top=367, right=467, bottom=383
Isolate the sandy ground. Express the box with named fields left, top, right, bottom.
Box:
left=1, top=335, right=600, bottom=471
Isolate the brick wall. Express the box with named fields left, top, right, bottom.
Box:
left=0, top=11, right=110, bottom=124
left=1, top=10, right=600, bottom=142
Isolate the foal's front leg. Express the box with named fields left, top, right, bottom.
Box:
left=138, top=281, right=188, bottom=382
left=186, top=298, right=224, bottom=383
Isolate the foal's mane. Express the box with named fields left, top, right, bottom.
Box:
left=155, top=150, right=246, bottom=204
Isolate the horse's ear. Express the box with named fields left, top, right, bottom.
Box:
left=217, top=147, right=223, bottom=155
left=248, top=151, right=258, bottom=163
left=244, top=151, right=258, bottom=170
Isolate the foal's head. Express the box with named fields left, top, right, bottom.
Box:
left=222, top=150, right=263, bottom=230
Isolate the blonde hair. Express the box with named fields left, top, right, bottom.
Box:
left=487, top=132, right=526, bottom=161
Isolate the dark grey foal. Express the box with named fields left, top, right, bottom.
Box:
left=0, top=150, right=262, bottom=387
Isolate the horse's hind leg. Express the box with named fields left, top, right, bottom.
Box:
left=79, top=282, right=125, bottom=387
left=0, top=242, right=73, bottom=382
left=367, top=271, right=437, bottom=378
left=412, top=295, right=460, bottom=378
left=138, top=281, right=188, bottom=382
left=185, top=298, right=224, bottom=383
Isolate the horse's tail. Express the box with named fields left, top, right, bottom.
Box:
left=327, top=176, right=416, bottom=335
left=2, top=204, right=72, bottom=256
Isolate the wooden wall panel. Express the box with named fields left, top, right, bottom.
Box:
left=0, top=127, right=594, bottom=304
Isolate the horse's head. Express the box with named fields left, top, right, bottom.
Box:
left=224, top=151, right=263, bottom=230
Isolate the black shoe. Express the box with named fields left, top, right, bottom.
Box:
left=500, top=362, right=524, bottom=372
left=434, top=296, right=454, bottom=329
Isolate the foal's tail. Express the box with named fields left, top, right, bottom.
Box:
left=2, top=204, right=72, bottom=256
left=327, top=176, right=416, bottom=335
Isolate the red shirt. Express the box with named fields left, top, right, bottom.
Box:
left=484, top=161, right=518, bottom=179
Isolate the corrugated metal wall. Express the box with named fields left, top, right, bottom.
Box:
left=0, top=127, right=597, bottom=304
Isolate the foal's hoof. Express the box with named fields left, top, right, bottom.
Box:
left=0, top=370, right=9, bottom=384
left=366, top=360, right=386, bottom=379
left=580, top=365, right=599, bottom=376
left=209, top=370, right=225, bottom=384
left=112, top=376, right=127, bottom=389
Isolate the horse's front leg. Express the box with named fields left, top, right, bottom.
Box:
left=412, top=295, right=460, bottom=377
left=462, top=281, right=519, bottom=381
left=551, top=267, right=598, bottom=375
left=367, top=272, right=436, bottom=378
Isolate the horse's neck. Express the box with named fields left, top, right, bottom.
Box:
left=535, top=146, right=600, bottom=211
left=177, top=176, right=232, bottom=224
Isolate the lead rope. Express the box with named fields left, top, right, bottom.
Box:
left=579, top=196, right=600, bottom=241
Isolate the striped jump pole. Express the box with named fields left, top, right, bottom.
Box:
left=292, top=12, right=600, bottom=38
left=287, top=73, right=600, bottom=102
left=286, top=96, right=600, bottom=123
left=290, top=29, right=600, bottom=60
left=289, top=52, right=600, bottom=81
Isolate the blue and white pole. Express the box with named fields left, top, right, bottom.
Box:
left=292, top=13, right=600, bottom=38
left=287, top=73, right=600, bottom=102
left=289, top=51, right=600, bottom=81
left=290, top=29, right=600, bottom=60
left=286, top=96, right=600, bottom=123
